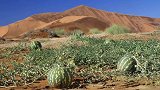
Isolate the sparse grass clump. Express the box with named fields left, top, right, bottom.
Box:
left=105, top=24, right=130, bottom=34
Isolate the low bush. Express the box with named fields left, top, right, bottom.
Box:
left=68, top=30, right=84, bottom=36
left=90, top=28, right=103, bottom=34
left=105, top=24, right=130, bottom=34
left=52, top=28, right=65, bottom=36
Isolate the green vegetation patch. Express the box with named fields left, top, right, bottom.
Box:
left=1, top=35, right=160, bottom=88
left=105, top=24, right=130, bottom=34
left=90, top=28, right=103, bottom=34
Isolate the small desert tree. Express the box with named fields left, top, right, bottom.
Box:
left=105, top=24, right=130, bottom=34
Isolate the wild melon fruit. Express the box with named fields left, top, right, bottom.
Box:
left=30, top=41, right=42, bottom=51
left=117, top=54, right=137, bottom=73
left=47, top=66, right=73, bottom=88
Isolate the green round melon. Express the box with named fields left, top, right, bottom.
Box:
left=30, top=41, right=42, bottom=51
left=117, top=54, right=137, bottom=73
left=47, top=66, right=73, bottom=88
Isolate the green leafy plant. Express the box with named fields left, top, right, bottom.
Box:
left=0, top=42, right=27, bottom=59
left=2, top=36, right=160, bottom=88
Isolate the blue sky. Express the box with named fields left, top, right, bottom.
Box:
left=0, top=0, right=160, bottom=26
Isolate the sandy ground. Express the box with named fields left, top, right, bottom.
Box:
left=0, top=33, right=160, bottom=49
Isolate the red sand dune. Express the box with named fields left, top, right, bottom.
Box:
left=35, top=16, right=108, bottom=32
left=0, top=5, right=160, bottom=38
left=20, top=16, right=107, bottom=39
left=1, top=17, right=46, bottom=38
left=0, top=26, right=8, bottom=37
